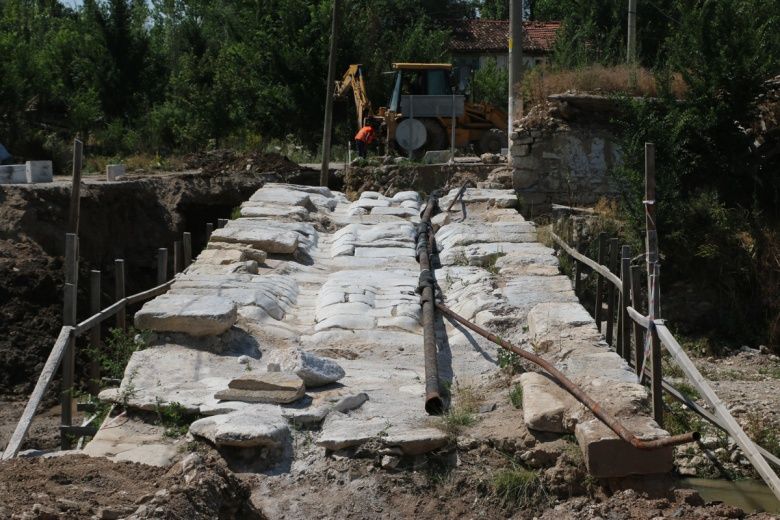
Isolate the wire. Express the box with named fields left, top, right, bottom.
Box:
left=644, top=0, right=682, bottom=26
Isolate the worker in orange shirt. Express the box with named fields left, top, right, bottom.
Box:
left=354, top=121, right=376, bottom=158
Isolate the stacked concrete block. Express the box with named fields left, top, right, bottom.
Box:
left=0, top=161, right=53, bottom=184
left=106, top=164, right=126, bottom=181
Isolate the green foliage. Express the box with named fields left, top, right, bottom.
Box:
left=497, top=349, right=523, bottom=373
left=154, top=399, right=195, bottom=438
left=509, top=384, right=523, bottom=409
left=87, top=327, right=149, bottom=383
left=470, top=58, right=508, bottom=108
left=492, top=464, right=547, bottom=508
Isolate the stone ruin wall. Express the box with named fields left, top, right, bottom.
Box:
left=510, top=115, right=622, bottom=215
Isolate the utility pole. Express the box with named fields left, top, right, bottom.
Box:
left=320, top=0, right=341, bottom=188
left=508, top=0, right=523, bottom=132
left=627, top=0, right=637, bottom=64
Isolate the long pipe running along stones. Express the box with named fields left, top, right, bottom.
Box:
left=435, top=302, right=699, bottom=449
left=418, top=194, right=444, bottom=415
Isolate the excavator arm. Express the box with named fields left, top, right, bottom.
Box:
left=335, top=64, right=373, bottom=130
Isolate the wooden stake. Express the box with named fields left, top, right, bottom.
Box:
left=67, top=140, right=83, bottom=235
left=183, top=232, right=192, bottom=268
left=573, top=237, right=583, bottom=297
left=594, top=232, right=607, bottom=331
left=217, top=218, right=228, bottom=228
left=61, top=233, right=78, bottom=449
left=630, top=265, right=644, bottom=378
left=605, top=238, right=618, bottom=346
left=206, top=223, right=214, bottom=243
left=173, top=241, right=182, bottom=274
left=320, top=0, right=341, bottom=187
left=115, top=259, right=126, bottom=330
left=88, top=270, right=101, bottom=396
left=157, top=248, right=168, bottom=285
left=619, top=245, right=631, bottom=361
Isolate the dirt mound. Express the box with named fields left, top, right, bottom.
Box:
left=0, top=239, right=63, bottom=395
left=0, top=451, right=262, bottom=519
left=185, top=150, right=303, bottom=177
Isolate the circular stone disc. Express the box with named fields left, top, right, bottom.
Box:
left=395, top=118, right=427, bottom=152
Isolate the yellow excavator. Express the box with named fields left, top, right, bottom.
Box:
left=336, top=63, right=508, bottom=156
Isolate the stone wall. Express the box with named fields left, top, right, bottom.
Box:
left=510, top=122, right=622, bottom=214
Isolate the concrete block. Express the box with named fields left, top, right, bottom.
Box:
left=422, top=150, right=451, bottom=164
left=26, top=161, right=53, bottom=183
left=575, top=418, right=673, bottom=478
left=106, top=164, right=126, bottom=181
left=0, top=164, right=27, bottom=184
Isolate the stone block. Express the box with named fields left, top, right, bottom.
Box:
left=210, top=226, right=299, bottom=254
left=214, top=386, right=304, bottom=404
left=520, top=372, right=582, bottom=433
left=106, top=164, right=126, bottom=182
left=422, top=150, right=451, bottom=164
left=575, top=418, right=673, bottom=478
left=228, top=372, right=304, bottom=392
left=26, top=161, right=53, bottom=183
left=511, top=144, right=531, bottom=157
left=513, top=169, right=539, bottom=189
left=264, top=348, right=345, bottom=387
left=189, top=408, right=289, bottom=448
left=134, top=294, right=237, bottom=336
left=511, top=132, right=533, bottom=144
left=0, top=164, right=27, bottom=184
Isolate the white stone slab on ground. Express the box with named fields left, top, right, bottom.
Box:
left=134, top=294, right=237, bottom=336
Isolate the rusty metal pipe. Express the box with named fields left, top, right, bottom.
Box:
left=435, top=302, right=699, bottom=449
left=418, top=195, right=443, bottom=415
left=445, top=180, right=476, bottom=213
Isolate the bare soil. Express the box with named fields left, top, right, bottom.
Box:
left=0, top=450, right=261, bottom=519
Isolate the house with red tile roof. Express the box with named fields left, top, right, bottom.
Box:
left=445, top=19, right=561, bottom=91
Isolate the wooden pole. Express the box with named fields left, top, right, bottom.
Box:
left=630, top=265, right=644, bottom=378
left=644, top=142, right=662, bottom=425
left=619, top=245, right=631, bottom=361
left=88, top=270, right=101, bottom=396
left=508, top=0, right=524, bottom=129
left=605, top=238, right=619, bottom=346
left=61, top=233, right=78, bottom=449
left=627, top=0, right=638, bottom=65
left=157, top=248, right=168, bottom=285
left=182, top=232, right=192, bottom=268
left=67, top=139, right=83, bottom=235
left=217, top=218, right=228, bottom=228
left=320, top=0, right=341, bottom=187
left=173, top=240, right=182, bottom=274
left=115, top=259, right=126, bottom=330
left=594, top=232, right=607, bottom=331
left=205, top=223, right=214, bottom=243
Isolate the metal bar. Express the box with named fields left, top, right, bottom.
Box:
left=60, top=425, right=98, bottom=437
left=630, top=265, right=644, bottom=378
left=2, top=326, right=74, bottom=459
left=655, top=322, right=780, bottom=500
left=605, top=238, right=619, bottom=346
left=436, top=302, right=698, bottom=449
left=115, top=259, right=126, bottom=330
left=619, top=245, right=631, bottom=361
left=417, top=195, right=443, bottom=415
left=445, top=180, right=476, bottom=213
left=88, top=270, right=101, bottom=396
left=157, top=248, right=168, bottom=285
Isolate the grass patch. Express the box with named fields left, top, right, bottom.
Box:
left=522, top=64, right=687, bottom=107
left=744, top=413, right=780, bottom=458
left=536, top=224, right=553, bottom=248
left=497, top=349, right=524, bottom=374
left=154, top=399, right=196, bottom=438
left=87, top=327, right=150, bottom=383
left=438, top=382, right=482, bottom=437
left=492, top=464, right=548, bottom=509
left=675, top=380, right=701, bottom=401
left=663, top=395, right=704, bottom=437
left=230, top=206, right=242, bottom=219
left=509, top=384, right=523, bottom=409
left=759, top=366, right=780, bottom=379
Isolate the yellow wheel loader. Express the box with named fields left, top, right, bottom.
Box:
left=336, top=63, right=508, bottom=156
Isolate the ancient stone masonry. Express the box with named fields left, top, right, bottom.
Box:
left=87, top=182, right=673, bottom=478
left=510, top=109, right=622, bottom=214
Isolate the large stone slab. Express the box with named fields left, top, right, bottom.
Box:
left=265, top=349, right=345, bottom=387
left=575, top=417, right=673, bottom=478
left=435, top=221, right=536, bottom=250
left=214, top=387, right=303, bottom=404
left=520, top=372, right=583, bottom=433
left=228, top=371, right=304, bottom=391
left=189, top=407, right=289, bottom=448
left=134, top=294, right=237, bottom=336
left=204, top=242, right=268, bottom=263
left=210, top=226, right=299, bottom=254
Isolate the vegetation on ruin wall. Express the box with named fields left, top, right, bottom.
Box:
left=539, top=0, right=780, bottom=351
